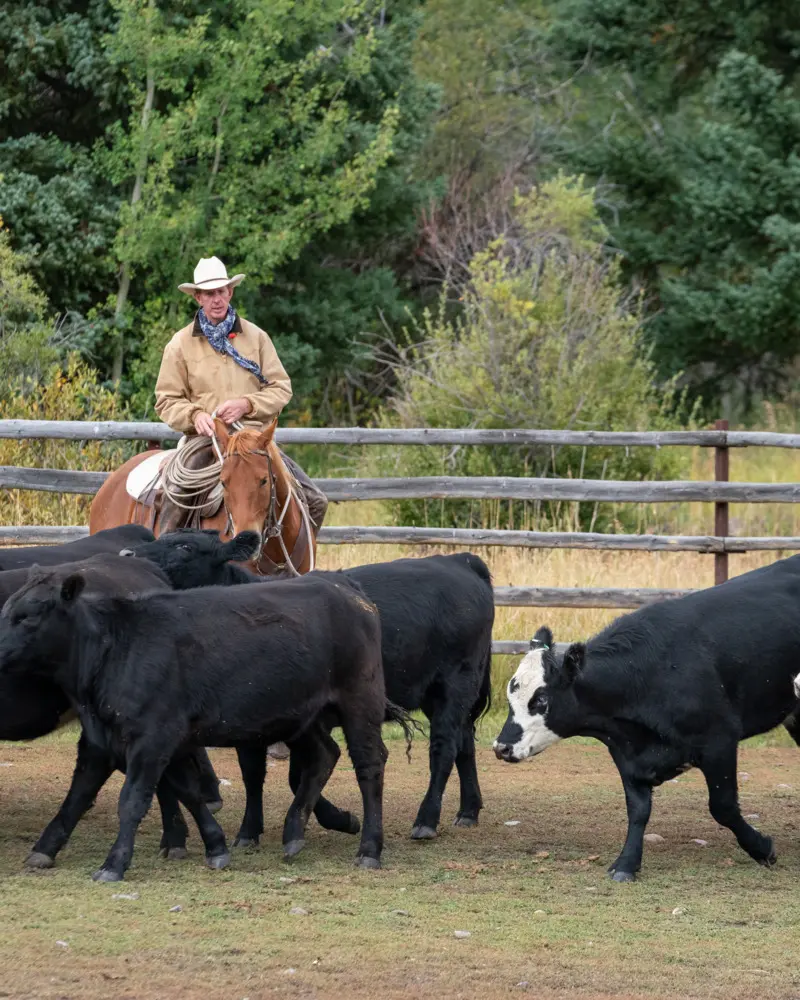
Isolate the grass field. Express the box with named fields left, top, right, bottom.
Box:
left=3, top=437, right=800, bottom=997
left=1, top=740, right=800, bottom=1000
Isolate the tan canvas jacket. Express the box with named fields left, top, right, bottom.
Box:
left=155, top=314, right=293, bottom=433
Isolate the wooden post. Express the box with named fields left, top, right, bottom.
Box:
left=714, top=418, right=729, bottom=585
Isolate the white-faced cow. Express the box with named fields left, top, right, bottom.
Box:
left=495, top=553, right=800, bottom=881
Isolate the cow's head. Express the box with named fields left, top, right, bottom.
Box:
left=0, top=566, right=87, bottom=675
left=494, top=627, right=585, bottom=762
left=121, top=529, right=260, bottom=589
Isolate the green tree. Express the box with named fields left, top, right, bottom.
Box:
left=373, top=175, right=686, bottom=530
left=550, top=0, right=800, bottom=404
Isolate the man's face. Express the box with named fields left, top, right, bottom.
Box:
left=194, top=284, right=234, bottom=323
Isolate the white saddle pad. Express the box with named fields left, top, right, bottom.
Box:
left=126, top=450, right=170, bottom=501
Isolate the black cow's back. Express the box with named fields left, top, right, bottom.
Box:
left=0, top=525, right=155, bottom=571
left=584, top=555, right=800, bottom=739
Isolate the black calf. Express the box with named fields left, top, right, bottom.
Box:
left=127, top=530, right=495, bottom=839
left=0, top=566, right=388, bottom=880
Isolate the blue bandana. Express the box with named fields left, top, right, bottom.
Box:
left=196, top=307, right=269, bottom=386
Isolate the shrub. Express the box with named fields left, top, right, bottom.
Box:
left=372, top=175, right=691, bottom=531
left=0, top=357, right=130, bottom=527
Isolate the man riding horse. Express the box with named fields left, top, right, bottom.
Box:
left=154, top=256, right=327, bottom=537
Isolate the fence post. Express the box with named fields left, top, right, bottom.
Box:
left=714, top=418, right=729, bottom=585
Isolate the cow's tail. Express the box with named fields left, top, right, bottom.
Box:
left=469, top=638, right=493, bottom=727
left=385, top=699, right=425, bottom=763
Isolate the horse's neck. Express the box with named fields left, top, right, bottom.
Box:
left=268, top=443, right=295, bottom=509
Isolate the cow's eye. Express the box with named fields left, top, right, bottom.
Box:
left=528, top=691, right=548, bottom=714
left=178, top=544, right=191, bottom=553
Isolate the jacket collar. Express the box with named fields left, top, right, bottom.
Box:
left=192, top=312, right=243, bottom=337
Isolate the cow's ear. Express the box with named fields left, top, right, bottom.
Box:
left=531, top=625, right=553, bottom=650
left=562, top=643, right=586, bottom=684
left=224, top=531, right=261, bottom=563
left=60, top=573, right=86, bottom=604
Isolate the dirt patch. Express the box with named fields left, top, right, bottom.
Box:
left=1, top=739, right=799, bottom=1000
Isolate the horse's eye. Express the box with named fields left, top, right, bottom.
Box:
left=260, top=477, right=269, bottom=487
left=220, top=480, right=228, bottom=490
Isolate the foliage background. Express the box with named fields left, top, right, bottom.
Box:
left=3, top=0, right=799, bottom=498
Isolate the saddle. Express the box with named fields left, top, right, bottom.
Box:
left=128, top=439, right=224, bottom=533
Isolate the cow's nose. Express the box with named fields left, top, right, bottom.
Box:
left=494, top=743, right=513, bottom=761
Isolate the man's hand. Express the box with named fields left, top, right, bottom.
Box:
left=216, top=397, right=252, bottom=424
left=193, top=411, right=216, bottom=436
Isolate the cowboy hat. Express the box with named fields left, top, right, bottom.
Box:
left=178, top=256, right=246, bottom=294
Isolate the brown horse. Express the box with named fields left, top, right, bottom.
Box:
left=89, top=418, right=316, bottom=575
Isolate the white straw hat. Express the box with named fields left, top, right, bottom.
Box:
left=178, top=256, right=245, bottom=294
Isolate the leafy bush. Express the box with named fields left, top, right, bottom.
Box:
left=0, top=357, right=130, bottom=527
left=371, top=175, right=691, bottom=531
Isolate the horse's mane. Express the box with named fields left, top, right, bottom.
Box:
left=225, top=428, right=280, bottom=462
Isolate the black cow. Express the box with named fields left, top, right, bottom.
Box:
left=0, top=566, right=389, bottom=881
left=125, top=529, right=495, bottom=839
left=494, top=554, right=800, bottom=881
left=0, top=553, right=220, bottom=868
left=0, top=525, right=154, bottom=571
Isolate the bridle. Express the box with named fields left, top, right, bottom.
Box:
left=212, top=430, right=315, bottom=578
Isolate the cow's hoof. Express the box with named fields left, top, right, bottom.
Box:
left=354, top=855, right=381, bottom=870
left=233, top=836, right=259, bottom=849
left=610, top=869, right=636, bottom=883
left=159, top=846, right=188, bottom=861
left=206, top=800, right=223, bottom=815
left=283, top=839, right=305, bottom=860
left=411, top=825, right=438, bottom=841
left=453, top=815, right=479, bottom=828
left=25, top=852, right=54, bottom=869
left=340, top=813, right=361, bottom=836
left=758, top=840, right=777, bottom=867
left=206, top=852, right=231, bottom=871
left=92, top=868, right=123, bottom=883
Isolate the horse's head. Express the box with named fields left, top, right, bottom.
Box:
left=214, top=417, right=280, bottom=558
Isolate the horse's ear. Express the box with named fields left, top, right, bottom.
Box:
left=213, top=417, right=230, bottom=453
left=256, top=418, right=278, bottom=451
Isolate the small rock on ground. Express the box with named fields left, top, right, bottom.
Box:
left=169, top=905, right=182, bottom=913
left=672, top=907, right=687, bottom=916
left=504, top=820, right=521, bottom=827
left=692, top=839, right=708, bottom=846
left=644, top=833, right=665, bottom=843
left=289, top=907, right=308, bottom=916
left=454, top=930, right=471, bottom=939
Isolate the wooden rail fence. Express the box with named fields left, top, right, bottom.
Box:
left=2, top=419, right=799, bottom=647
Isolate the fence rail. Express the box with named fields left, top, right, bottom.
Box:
left=4, top=524, right=800, bottom=554
left=1, top=419, right=797, bottom=628
left=4, top=418, right=800, bottom=449
left=4, top=465, right=800, bottom=504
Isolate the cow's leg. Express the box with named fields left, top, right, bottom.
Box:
left=411, top=695, right=462, bottom=839
left=700, top=743, right=776, bottom=865
left=607, top=752, right=653, bottom=882
left=340, top=715, right=386, bottom=869
left=453, top=722, right=483, bottom=828
left=161, top=759, right=230, bottom=869
left=194, top=747, right=223, bottom=813
left=26, top=732, right=115, bottom=868
left=289, top=726, right=361, bottom=836
left=282, top=730, right=339, bottom=859
left=784, top=709, right=800, bottom=747
left=233, top=745, right=267, bottom=847
left=93, top=751, right=167, bottom=882
left=156, top=782, right=191, bottom=860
